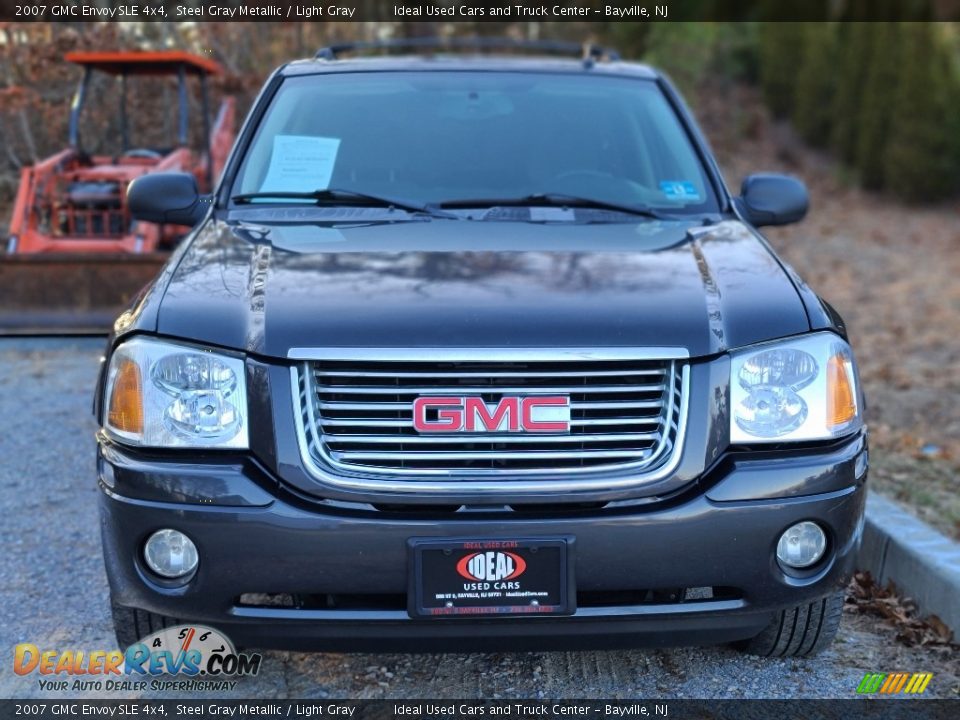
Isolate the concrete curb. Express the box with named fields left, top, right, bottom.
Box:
left=857, top=491, right=960, bottom=634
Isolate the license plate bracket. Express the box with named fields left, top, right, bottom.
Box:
left=408, top=537, right=574, bottom=618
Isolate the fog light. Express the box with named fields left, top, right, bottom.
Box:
left=776, top=521, right=826, bottom=569
left=143, top=529, right=198, bottom=579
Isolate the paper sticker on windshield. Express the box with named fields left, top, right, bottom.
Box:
left=659, top=180, right=701, bottom=202
left=260, top=135, right=340, bottom=193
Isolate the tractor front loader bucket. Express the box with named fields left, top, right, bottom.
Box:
left=0, top=253, right=167, bottom=334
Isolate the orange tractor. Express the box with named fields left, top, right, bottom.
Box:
left=1, top=50, right=235, bottom=332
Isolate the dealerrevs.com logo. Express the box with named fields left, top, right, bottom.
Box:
left=14, top=625, right=261, bottom=693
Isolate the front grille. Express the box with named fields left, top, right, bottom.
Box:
left=295, top=353, right=687, bottom=480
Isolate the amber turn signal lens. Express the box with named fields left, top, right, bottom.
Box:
left=108, top=358, right=144, bottom=434
left=827, top=354, right=857, bottom=428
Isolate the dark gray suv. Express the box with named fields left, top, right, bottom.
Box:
left=97, top=40, right=867, bottom=656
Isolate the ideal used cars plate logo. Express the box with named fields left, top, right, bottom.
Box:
left=457, top=551, right=527, bottom=582
left=13, top=625, right=261, bottom=693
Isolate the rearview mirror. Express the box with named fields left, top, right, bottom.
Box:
left=127, top=172, right=209, bottom=227
left=737, top=173, right=809, bottom=227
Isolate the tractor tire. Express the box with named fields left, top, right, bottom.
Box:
left=736, top=592, right=844, bottom=657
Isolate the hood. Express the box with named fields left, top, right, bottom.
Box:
left=155, top=217, right=810, bottom=359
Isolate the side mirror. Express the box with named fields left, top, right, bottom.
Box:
left=737, top=173, right=809, bottom=227
left=127, top=172, right=210, bottom=227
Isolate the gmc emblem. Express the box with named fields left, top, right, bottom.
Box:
left=412, top=396, right=571, bottom=433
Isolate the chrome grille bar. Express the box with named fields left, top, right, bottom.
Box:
left=317, top=399, right=665, bottom=411
left=330, top=448, right=658, bottom=461
left=313, top=383, right=666, bottom=395
left=324, top=432, right=661, bottom=444
left=321, top=416, right=662, bottom=428
left=294, top=351, right=689, bottom=483
left=314, top=368, right=667, bottom=379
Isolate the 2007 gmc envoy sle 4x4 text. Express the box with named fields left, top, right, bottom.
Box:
left=96, top=40, right=868, bottom=658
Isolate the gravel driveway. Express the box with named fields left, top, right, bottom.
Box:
left=1, top=338, right=956, bottom=700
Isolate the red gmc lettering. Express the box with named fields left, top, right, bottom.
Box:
left=413, top=396, right=570, bottom=433
left=522, top=396, right=570, bottom=432
left=464, top=396, right=519, bottom=432
left=411, top=396, right=463, bottom=432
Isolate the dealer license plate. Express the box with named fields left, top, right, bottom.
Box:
left=408, top=538, right=573, bottom=618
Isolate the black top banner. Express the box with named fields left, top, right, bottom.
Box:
left=4, top=0, right=960, bottom=23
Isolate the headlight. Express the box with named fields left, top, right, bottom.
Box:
left=104, top=337, right=248, bottom=449
left=730, top=332, right=862, bottom=443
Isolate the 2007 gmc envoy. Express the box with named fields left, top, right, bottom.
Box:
left=96, top=40, right=868, bottom=657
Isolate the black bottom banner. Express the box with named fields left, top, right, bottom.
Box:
left=1, top=700, right=957, bottom=720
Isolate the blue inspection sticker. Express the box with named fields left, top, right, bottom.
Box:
left=659, top=181, right=701, bottom=202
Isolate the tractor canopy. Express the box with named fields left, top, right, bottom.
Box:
left=2, top=48, right=237, bottom=324
left=64, top=50, right=225, bottom=76
left=66, top=50, right=225, bottom=154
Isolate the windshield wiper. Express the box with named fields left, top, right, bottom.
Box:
left=434, top=193, right=670, bottom=219
left=231, top=188, right=457, bottom=219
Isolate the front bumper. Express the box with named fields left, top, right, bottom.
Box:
left=98, top=434, right=867, bottom=652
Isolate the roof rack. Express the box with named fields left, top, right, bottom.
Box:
left=315, top=37, right=621, bottom=63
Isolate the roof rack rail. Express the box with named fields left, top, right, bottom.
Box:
left=315, top=37, right=621, bottom=63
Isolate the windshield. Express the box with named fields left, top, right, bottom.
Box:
left=232, top=71, right=718, bottom=214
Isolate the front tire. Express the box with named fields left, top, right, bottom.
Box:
left=736, top=592, right=844, bottom=657
left=110, top=600, right=180, bottom=649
